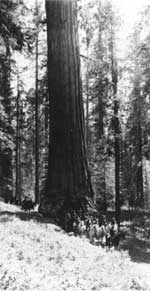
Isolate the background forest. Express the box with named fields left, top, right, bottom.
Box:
left=1, top=0, right=150, bottom=221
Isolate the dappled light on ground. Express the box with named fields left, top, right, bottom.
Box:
left=0, top=202, right=150, bottom=291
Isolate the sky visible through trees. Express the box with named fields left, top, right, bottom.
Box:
left=12, top=0, right=149, bottom=96
left=14, top=0, right=150, bottom=93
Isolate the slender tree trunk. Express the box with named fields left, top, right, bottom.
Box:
left=85, top=51, right=89, bottom=151
left=39, top=0, right=95, bottom=217
left=35, top=31, right=40, bottom=204
left=18, top=105, right=21, bottom=196
left=98, top=89, right=104, bottom=139
left=103, top=159, right=107, bottom=213
left=112, top=60, right=120, bottom=226
left=137, top=122, right=143, bottom=201
left=1, top=53, right=13, bottom=196
left=15, top=72, right=20, bottom=201
left=98, top=2, right=104, bottom=139
left=110, top=13, right=120, bottom=225
left=85, top=29, right=90, bottom=151
left=45, top=71, right=50, bottom=147
left=115, top=129, right=120, bottom=225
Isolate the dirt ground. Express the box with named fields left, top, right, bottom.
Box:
left=0, top=201, right=150, bottom=291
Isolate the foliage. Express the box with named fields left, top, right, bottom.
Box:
left=0, top=201, right=150, bottom=291
left=122, top=8, right=150, bottom=207
left=78, top=0, right=121, bottom=211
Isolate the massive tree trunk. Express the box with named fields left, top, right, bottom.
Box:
left=39, top=0, right=95, bottom=217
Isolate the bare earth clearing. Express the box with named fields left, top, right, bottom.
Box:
left=0, top=202, right=150, bottom=291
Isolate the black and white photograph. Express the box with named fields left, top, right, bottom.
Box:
left=0, top=0, right=150, bottom=290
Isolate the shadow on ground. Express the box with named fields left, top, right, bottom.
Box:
left=121, top=229, right=150, bottom=264
left=0, top=210, right=56, bottom=224
left=1, top=205, right=150, bottom=264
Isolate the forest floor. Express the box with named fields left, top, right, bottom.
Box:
left=0, top=202, right=150, bottom=291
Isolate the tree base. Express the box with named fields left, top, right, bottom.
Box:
left=38, top=194, right=97, bottom=223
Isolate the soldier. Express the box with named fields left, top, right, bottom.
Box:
left=105, top=220, right=112, bottom=250
left=64, top=211, right=71, bottom=232
left=110, top=218, right=118, bottom=237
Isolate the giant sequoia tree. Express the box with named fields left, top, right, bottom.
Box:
left=39, top=0, right=95, bottom=217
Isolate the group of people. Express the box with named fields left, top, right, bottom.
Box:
left=5, top=195, right=35, bottom=212
left=64, top=211, right=124, bottom=250
left=21, top=197, right=35, bottom=212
